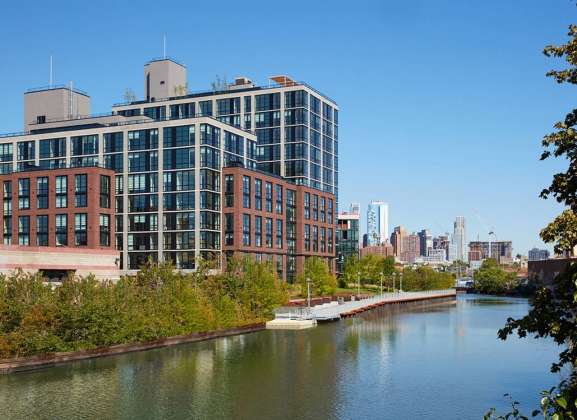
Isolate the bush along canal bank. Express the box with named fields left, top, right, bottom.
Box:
left=0, top=258, right=288, bottom=366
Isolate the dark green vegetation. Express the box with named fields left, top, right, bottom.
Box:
left=473, top=259, right=518, bottom=295
left=340, top=255, right=454, bottom=291
left=297, top=256, right=337, bottom=297
left=0, top=258, right=288, bottom=359
left=487, top=10, right=577, bottom=418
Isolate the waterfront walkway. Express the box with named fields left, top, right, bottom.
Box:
left=274, top=289, right=457, bottom=322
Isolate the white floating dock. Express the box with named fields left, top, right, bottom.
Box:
left=268, top=289, right=456, bottom=329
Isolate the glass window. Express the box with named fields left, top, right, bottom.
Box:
left=243, top=214, right=251, bottom=246
left=17, top=141, right=35, bottom=161
left=100, top=175, right=110, bottom=208
left=18, top=216, right=29, bottom=246
left=304, top=192, right=310, bottom=220
left=100, top=214, right=110, bottom=247
left=265, top=182, right=272, bottom=212
left=37, top=177, right=48, bottom=209
left=163, top=125, right=195, bottom=148
left=103, top=132, right=123, bottom=153
left=275, top=185, right=283, bottom=214
left=128, top=129, right=158, bottom=151
left=36, top=215, right=48, bottom=246
left=255, top=216, right=262, bottom=247
left=18, top=178, right=30, bottom=210
left=276, top=219, right=283, bottom=249
left=39, top=138, right=66, bottom=159
left=199, top=100, right=213, bottom=116
left=242, top=176, right=251, bottom=209
left=254, top=179, right=262, bottom=211
left=304, top=224, right=310, bottom=251
left=265, top=217, right=273, bottom=248
left=74, top=213, right=87, bottom=246
left=0, top=143, right=13, bottom=162
left=75, top=174, right=88, bottom=207
left=56, top=175, right=67, bottom=208
left=225, top=213, right=234, bottom=246
left=71, top=135, right=98, bottom=156
left=55, top=214, right=67, bottom=246
left=224, top=175, right=234, bottom=207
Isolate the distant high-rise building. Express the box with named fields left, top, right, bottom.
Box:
left=468, top=241, right=513, bottom=264
left=336, top=210, right=360, bottom=274
left=401, top=233, right=420, bottom=263
left=390, top=226, right=407, bottom=257
left=418, top=229, right=433, bottom=256
left=350, top=203, right=360, bottom=215
left=366, top=201, right=389, bottom=246
left=528, top=248, right=550, bottom=261
left=453, top=216, right=467, bottom=261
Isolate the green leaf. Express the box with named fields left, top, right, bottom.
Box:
left=557, top=397, right=567, bottom=409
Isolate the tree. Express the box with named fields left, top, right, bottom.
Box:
left=487, top=11, right=577, bottom=418
left=297, top=257, right=336, bottom=297
left=473, top=259, right=516, bottom=295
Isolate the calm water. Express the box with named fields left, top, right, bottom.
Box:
left=0, top=295, right=561, bottom=420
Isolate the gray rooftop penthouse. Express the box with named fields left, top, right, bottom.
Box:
left=0, top=58, right=339, bottom=272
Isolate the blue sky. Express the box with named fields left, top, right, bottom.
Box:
left=0, top=0, right=574, bottom=254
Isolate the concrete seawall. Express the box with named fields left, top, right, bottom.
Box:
left=0, top=323, right=265, bottom=374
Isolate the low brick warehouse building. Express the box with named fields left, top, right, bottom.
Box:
left=0, top=166, right=120, bottom=280
left=222, top=164, right=336, bottom=282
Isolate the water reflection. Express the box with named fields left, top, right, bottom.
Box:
left=0, top=295, right=560, bottom=420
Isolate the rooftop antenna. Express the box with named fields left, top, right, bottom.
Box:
left=49, top=55, right=53, bottom=88
left=163, top=34, right=166, bottom=59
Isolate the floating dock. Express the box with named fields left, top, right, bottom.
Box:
left=267, top=289, right=456, bottom=329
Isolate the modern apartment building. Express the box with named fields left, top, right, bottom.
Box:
left=336, top=210, right=360, bottom=274
left=222, top=164, right=335, bottom=282
left=366, top=201, right=388, bottom=246
left=114, top=60, right=339, bottom=197
left=0, top=58, right=338, bottom=277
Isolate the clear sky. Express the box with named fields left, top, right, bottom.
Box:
left=0, top=0, right=574, bottom=255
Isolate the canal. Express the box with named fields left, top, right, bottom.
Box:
left=0, top=295, right=561, bottom=419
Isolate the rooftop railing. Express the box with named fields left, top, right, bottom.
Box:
left=112, top=80, right=337, bottom=108
left=25, top=84, right=89, bottom=96
left=0, top=114, right=255, bottom=139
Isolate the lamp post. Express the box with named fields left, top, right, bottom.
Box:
left=393, top=272, right=396, bottom=292
left=380, top=272, right=383, bottom=295
left=357, top=271, right=361, bottom=298
left=306, top=277, right=312, bottom=309
left=400, top=272, right=403, bottom=292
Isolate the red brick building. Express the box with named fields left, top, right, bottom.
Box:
left=222, top=165, right=336, bottom=282
left=0, top=166, right=119, bottom=280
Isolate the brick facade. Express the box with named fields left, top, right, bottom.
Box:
left=0, top=166, right=116, bottom=250
left=222, top=165, right=335, bottom=282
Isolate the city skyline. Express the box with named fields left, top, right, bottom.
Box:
left=0, top=1, right=573, bottom=254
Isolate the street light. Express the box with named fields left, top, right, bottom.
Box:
left=393, top=272, right=396, bottom=292
left=380, top=272, right=384, bottom=295
left=400, top=272, right=403, bottom=292
left=306, top=277, right=312, bottom=309
left=357, top=271, right=361, bottom=298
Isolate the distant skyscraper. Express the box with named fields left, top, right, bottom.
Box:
left=418, top=229, right=433, bottom=256
left=453, top=216, right=466, bottom=261
left=401, top=233, right=420, bottom=263
left=366, top=201, right=389, bottom=246
left=391, top=226, right=407, bottom=257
